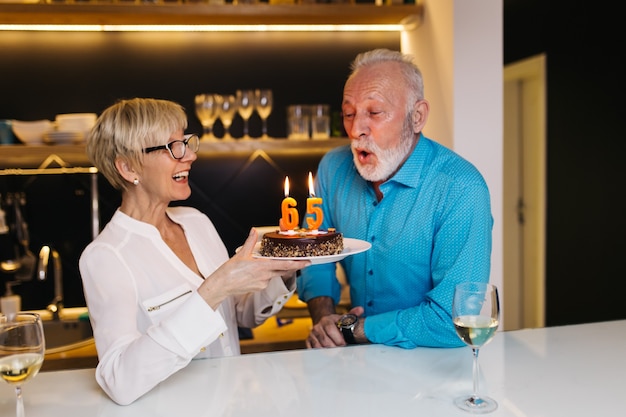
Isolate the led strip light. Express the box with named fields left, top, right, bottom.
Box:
left=0, top=23, right=405, bottom=32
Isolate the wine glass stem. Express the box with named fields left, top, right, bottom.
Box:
left=243, top=119, right=249, bottom=137
left=261, top=119, right=268, bottom=137
left=16, top=385, right=24, bottom=417
left=472, top=347, right=481, bottom=400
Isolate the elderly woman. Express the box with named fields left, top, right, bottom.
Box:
left=79, top=98, right=308, bottom=405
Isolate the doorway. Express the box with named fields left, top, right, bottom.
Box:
left=502, top=54, right=546, bottom=330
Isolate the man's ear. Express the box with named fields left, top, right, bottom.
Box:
left=412, top=99, right=430, bottom=133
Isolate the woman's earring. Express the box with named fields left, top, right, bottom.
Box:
left=133, top=178, right=139, bottom=186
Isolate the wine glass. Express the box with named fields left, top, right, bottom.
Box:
left=195, top=94, right=223, bottom=141
left=218, top=94, right=238, bottom=141
left=0, top=312, right=45, bottom=417
left=452, top=282, right=500, bottom=414
left=254, top=89, right=273, bottom=139
left=236, top=89, right=255, bottom=140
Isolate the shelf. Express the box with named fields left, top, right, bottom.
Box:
left=0, top=139, right=348, bottom=169
left=0, top=3, right=423, bottom=27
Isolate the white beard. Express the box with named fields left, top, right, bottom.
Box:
left=351, top=118, right=415, bottom=182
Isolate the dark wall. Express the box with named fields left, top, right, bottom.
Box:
left=0, top=30, right=398, bottom=310
left=504, top=1, right=626, bottom=325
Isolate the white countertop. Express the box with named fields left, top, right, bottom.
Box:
left=1, top=320, right=625, bottom=416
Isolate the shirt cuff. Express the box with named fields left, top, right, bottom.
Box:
left=148, top=291, right=227, bottom=357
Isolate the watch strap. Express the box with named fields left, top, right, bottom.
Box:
left=341, top=326, right=357, bottom=344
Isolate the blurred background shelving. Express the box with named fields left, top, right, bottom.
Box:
left=0, top=3, right=423, bottom=26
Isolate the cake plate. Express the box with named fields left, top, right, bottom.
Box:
left=252, top=238, right=371, bottom=265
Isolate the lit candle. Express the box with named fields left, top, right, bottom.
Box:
left=306, top=172, right=323, bottom=230
left=281, top=176, right=299, bottom=231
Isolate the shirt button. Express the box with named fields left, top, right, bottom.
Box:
left=200, top=347, right=206, bottom=352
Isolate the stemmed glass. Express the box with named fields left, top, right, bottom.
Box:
left=218, top=94, right=238, bottom=141
left=254, top=89, right=273, bottom=139
left=195, top=94, right=223, bottom=141
left=452, top=282, right=500, bottom=414
left=236, top=89, right=255, bottom=140
left=0, top=312, right=45, bottom=417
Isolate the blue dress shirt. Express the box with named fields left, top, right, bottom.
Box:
left=297, top=134, right=493, bottom=348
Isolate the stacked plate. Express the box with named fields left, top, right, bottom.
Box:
left=43, top=131, right=84, bottom=145
left=56, top=113, right=97, bottom=132
left=50, top=113, right=97, bottom=144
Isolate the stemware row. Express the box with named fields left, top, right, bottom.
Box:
left=194, top=89, right=273, bottom=141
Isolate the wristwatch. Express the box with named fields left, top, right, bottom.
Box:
left=337, top=313, right=358, bottom=345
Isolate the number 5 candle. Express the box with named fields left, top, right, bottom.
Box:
left=281, top=176, right=299, bottom=231
left=306, top=172, right=323, bottom=230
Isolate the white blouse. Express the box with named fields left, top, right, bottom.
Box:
left=79, top=207, right=295, bottom=405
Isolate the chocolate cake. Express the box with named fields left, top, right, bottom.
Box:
left=259, top=228, right=343, bottom=257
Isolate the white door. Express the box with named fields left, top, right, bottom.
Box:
left=503, top=54, right=546, bottom=330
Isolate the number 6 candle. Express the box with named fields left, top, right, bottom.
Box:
left=281, top=176, right=299, bottom=231
left=306, top=172, right=323, bottom=230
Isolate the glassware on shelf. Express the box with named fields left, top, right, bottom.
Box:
left=218, top=94, right=238, bottom=141
left=236, top=89, right=255, bottom=140
left=310, top=104, right=331, bottom=140
left=254, top=89, right=273, bottom=140
left=287, top=104, right=310, bottom=140
left=195, top=94, right=223, bottom=141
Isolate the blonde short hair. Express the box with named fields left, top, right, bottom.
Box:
left=86, top=98, right=188, bottom=191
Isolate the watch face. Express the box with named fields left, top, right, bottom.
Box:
left=339, top=314, right=357, bottom=327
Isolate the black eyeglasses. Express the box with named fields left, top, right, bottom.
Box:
left=143, top=134, right=200, bottom=160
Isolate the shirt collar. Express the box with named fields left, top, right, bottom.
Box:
left=112, top=207, right=184, bottom=237
left=381, top=133, right=431, bottom=190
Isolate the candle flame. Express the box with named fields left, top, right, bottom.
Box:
left=284, top=176, right=290, bottom=197
left=308, top=172, right=315, bottom=197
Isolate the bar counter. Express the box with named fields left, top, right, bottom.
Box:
left=1, top=320, right=624, bottom=416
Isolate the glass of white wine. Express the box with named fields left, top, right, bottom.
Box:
left=452, top=282, right=500, bottom=414
left=0, top=312, right=45, bottom=417
left=254, top=89, right=273, bottom=140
